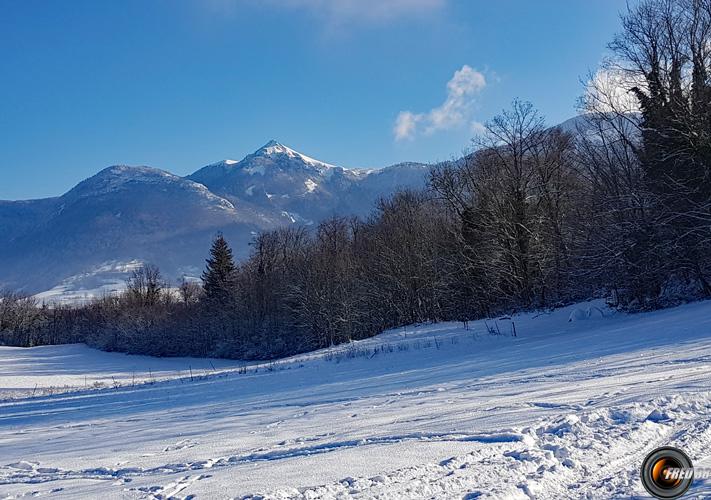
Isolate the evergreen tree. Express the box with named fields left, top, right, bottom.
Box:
left=610, top=0, right=711, bottom=302
left=202, top=233, right=237, bottom=307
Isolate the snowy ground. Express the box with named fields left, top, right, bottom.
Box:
left=0, top=346, right=246, bottom=400
left=1, top=300, right=711, bottom=499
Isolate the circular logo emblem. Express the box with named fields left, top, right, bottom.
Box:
left=641, top=447, right=694, bottom=499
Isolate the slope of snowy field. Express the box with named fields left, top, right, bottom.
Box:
left=0, top=346, right=246, bottom=401
left=1, top=300, right=711, bottom=499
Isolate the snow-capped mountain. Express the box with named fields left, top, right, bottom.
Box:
left=0, top=143, right=429, bottom=299
left=0, top=165, right=278, bottom=297
left=189, top=140, right=429, bottom=225
left=191, top=140, right=341, bottom=187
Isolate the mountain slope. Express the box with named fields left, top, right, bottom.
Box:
left=0, top=166, right=276, bottom=294
left=189, top=140, right=429, bottom=223
left=0, top=144, right=429, bottom=297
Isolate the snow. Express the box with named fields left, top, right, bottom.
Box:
left=281, top=210, right=297, bottom=223
left=34, top=260, right=145, bottom=305
left=0, top=345, right=245, bottom=400
left=1, top=300, right=711, bottom=498
left=69, top=165, right=238, bottom=215
left=35, top=264, right=204, bottom=306
left=567, top=305, right=605, bottom=322
left=280, top=211, right=313, bottom=225
left=349, top=168, right=376, bottom=179
left=259, top=141, right=338, bottom=171
left=304, top=178, right=318, bottom=193
left=5, top=143, right=430, bottom=298
left=244, top=164, right=266, bottom=176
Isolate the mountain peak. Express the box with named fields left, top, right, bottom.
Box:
left=88, top=165, right=176, bottom=183
left=252, top=140, right=337, bottom=171
left=60, top=165, right=189, bottom=204
left=263, top=139, right=281, bottom=148
left=255, top=140, right=295, bottom=157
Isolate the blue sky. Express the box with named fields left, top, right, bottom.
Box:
left=1, top=0, right=625, bottom=200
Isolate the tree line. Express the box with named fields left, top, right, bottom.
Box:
left=1, top=0, right=710, bottom=359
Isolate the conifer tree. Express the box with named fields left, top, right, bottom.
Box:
left=202, top=233, right=237, bottom=307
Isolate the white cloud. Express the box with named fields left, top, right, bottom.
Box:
left=394, top=111, right=422, bottom=141
left=394, top=65, right=486, bottom=141
left=584, top=67, right=642, bottom=114
left=470, top=120, right=486, bottom=136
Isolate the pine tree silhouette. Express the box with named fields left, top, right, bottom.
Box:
left=202, top=233, right=236, bottom=307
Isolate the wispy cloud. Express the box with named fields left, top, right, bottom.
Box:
left=394, top=65, right=486, bottom=141
left=394, top=112, right=422, bottom=143
left=203, top=0, right=445, bottom=27
left=279, top=0, right=445, bottom=25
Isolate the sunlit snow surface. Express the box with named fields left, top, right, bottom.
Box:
left=1, top=300, right=711, bottom=498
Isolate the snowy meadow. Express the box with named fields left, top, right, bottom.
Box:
left=1, top=301, right=711, bottom=498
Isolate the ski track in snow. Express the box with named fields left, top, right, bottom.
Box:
left=1, top=300, right=711, bottom=499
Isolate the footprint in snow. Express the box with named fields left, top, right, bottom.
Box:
left=163, top=439, right=198, bottom=452
left=7, top=461, right=38, bottom=471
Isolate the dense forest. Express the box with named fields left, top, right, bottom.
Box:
left=2, top=0, right=711, bottom=359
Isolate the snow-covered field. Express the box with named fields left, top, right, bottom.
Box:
left=1, top=300, right=711, bottom=499
left=0, top=346, right=246, bottom=401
